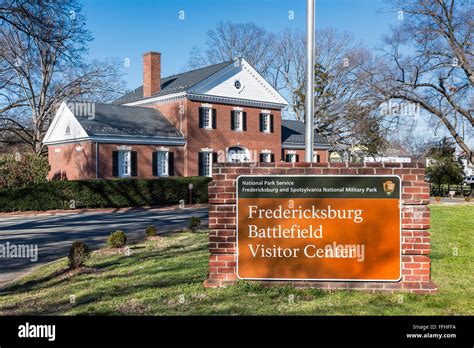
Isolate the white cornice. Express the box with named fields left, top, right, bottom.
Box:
left=187, top=93, right=286, bottom=110
left=282, top=143, right=332, bottom=150
left=123, top=91, right=187, bottom=107
left=123, top=91, right=286, bottom=110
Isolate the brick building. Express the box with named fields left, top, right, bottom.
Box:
left=43, top=52, right=330, bottom=180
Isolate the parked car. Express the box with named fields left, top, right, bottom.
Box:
left=463, top=175, right=474, bottom=184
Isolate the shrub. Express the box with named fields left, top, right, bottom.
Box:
left=0, top=153, right=49, bottom=189
left=189, top=216, right=201, bottom=232
left=68, top=241, right=91, bottom=269
left=0, top=177, right=211, bottom=212
left=146, top=225, right=157, bottom=237
left=107, top=230, right=127, bottom=248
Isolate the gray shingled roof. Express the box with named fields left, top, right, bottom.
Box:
left=73, top=102, right=184, bottom=139
left=281, top=119, right=331, bottom=148
left=113, top=61, right=234, bottom=105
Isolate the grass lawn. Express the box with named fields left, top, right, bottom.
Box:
left=0, top=204, right=472, bottom=315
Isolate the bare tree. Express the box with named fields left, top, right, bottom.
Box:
left=188, top=21, right=276, bottom=79
left=269, top=28, right=306, bottom=120
left=291, top=30, right=389, bottom=155
left=371, top=0, right=473, bottom=162
left=0, top=0, right=124, bottom=154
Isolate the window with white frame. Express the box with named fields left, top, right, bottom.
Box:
left=119, top=150, right=131, bottom=177
left=233, top=111, right=243, bottom=131
left=313, top=153, right=321, bottom=163
left=286, top=153, right=297, bottom=163
left=157, top=151, right=169, bottom=176
left=200, top=151, right=212, bottom=177
left=262, top=113, right=271, bottom=132
left=201, top=107, right=212, bottom=129
left=261, top=152, right=271, bottom=163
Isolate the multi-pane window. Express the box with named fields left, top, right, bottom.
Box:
left=261, top=153, right=271, bottom=163
left=201, top=107, right=212, bottom=129
left=286, top=153, right=297, bottom=163
left=119, top=150, right=131, bottom=177
left=157, top=151, right=169, bottom=176
left=234, top=111, right=243, bottom=131
left=200, top=152, right=212, bottom=177
left=262, top=113, right=270, bottom=132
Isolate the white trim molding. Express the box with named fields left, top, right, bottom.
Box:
left=282, top=143, right=332, bottom=150
left=187, top=93, right=285, bottom=110
left=123, top=91, right=187, bottom=107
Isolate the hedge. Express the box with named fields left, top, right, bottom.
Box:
left=0, top=177, right=211, bottom=212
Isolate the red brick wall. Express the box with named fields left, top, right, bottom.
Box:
left=150, top=100, right=189, bottom=176
left=282, top=148, right=329, bottom=163
left=47, top=142, right=95, bottom=180
left=185, top=100, right=282, bottom=176
left=48, top=142, right=184, bottom=180
left=97, top=143, right=185, bottom=179
left=152, top=100, right=187, bottom=137
left=205, top=162, right=437, bottom=294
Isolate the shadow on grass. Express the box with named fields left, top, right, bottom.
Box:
left=2, top=267, right=72, bottom=294
left=0, top=233, right=211, bottom=315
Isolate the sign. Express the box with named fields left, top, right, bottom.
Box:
left=236, top=175, right=401, bottom=281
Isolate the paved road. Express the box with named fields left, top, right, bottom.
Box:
left=0, top=206, right=208, bottom=288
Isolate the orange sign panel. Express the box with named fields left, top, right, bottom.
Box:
left=236, top=176, right=401, bottom=281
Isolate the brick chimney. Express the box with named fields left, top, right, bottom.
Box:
left=143, top=51, right=161, bottom=97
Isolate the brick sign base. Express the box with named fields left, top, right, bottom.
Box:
left=205, top=162, right=438, bottom=294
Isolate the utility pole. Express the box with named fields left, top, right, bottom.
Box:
left=305, top=0, right=315, bottom=162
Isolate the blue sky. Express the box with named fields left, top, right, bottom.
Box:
left=82, top=0, right=398, bottom=90
left=80, top=0, right=471, bottom=147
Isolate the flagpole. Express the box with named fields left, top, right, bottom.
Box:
left=305, top=0, right=315, bottom=162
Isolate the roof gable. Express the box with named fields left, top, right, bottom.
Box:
left=189, top=58, right=288, bottom=105
left=113, top=58, right=288, bottom=107
left=113, top=61, right=233, bottom=105
left=43, top=102, right=89, bottom=144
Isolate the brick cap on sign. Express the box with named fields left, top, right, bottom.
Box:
left=212, top=162, right=426, bottom=169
